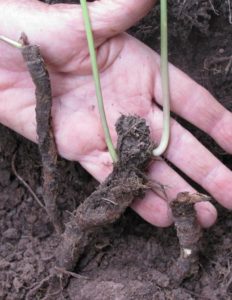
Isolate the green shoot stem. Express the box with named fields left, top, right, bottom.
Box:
left=0, top=35, right=23, bottom=48
left=80, top=0, right=118, bottom=163
left=153, top=0, right=170, bottom=156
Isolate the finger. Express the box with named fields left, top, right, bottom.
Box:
left=132, top=192, right=217, bottom=228
left=131, top=190, right=173, bottom=227
left=147, top=159, right=217, bottom=228
left=0, top=0, right=155, bottom=68
left=149, top=107, right=232, bottom=210
left=0, top=0, right=74, bottom=68
left=88, top=0, right=156, bottom=38
left=57, top=0, right=156, bottom=39
left=153, top=56, right=232, bottom=154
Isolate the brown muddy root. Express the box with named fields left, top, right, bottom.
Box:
left=56, top=114, right=154, bottom=272
left=26, top=115, right=154, bottom=299
left=169, top=192, right=210, bottom=286
left=20, top=34, right=64, bottom=234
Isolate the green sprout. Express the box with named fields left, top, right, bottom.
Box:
left=80, top=0, right=118, bottom=163
left=153, top=0, right=170, bottom=156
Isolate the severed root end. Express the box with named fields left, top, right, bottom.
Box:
left=169, top=192, right=210, bottom=286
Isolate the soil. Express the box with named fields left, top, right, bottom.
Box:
left=0, top=1, right=232, bottom=299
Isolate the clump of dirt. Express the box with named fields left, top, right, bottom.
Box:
left=0, top=1, right=231, bottom=300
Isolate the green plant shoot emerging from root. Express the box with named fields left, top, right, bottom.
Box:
left=153, top=0, right=171, bottom=156
left=80, top=0, right=118, bottom=163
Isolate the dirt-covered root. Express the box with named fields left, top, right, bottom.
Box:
left=56, top=115, right=154, bottom=271
left=25, top=115, right=154, bottom=298
left=20, top=34, right=63, bottom=233
left=169, top=192, right=210, bottom=286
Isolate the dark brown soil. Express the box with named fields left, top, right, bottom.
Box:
left=0, top=1, right=231, bottom=299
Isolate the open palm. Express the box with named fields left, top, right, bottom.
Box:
left=0, top=0, right=231, bottom=227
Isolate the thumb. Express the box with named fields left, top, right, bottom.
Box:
left=0, top=0, right=155, bottom=66
left=0, top=1, right=155, bottom=41
left=51, top=1, right=156, bottom=39
left=78, top=0, right=156, bottom=38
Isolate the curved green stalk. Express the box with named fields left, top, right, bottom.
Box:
left=153, top=0, right=170, bottom=156
left=80, top=0, right=118, bottom=163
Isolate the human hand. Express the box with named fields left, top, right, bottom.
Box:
left=0, top=0, right=231, bottom=228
